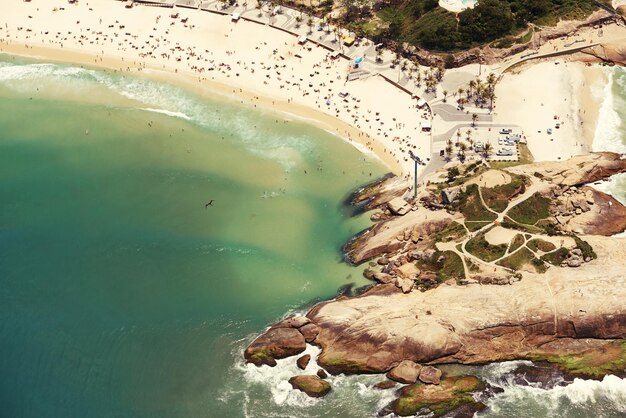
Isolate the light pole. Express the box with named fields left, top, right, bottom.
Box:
left=409, top=150, right=420, bottom=200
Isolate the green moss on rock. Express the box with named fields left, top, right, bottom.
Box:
left=390, top=375, right=486, bottom=417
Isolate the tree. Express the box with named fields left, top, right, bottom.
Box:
left=471, top=113, right=478, bottom=127
left=445, top=145, right=453, bottom=161
left=443, top=90, right=448, bottom=103
left=482, top=142, right=493, bottom=160
left=458, top=142, right=467, bottom=162
left=307, top=16, right=314, bottom=34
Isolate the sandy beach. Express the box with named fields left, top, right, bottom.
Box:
left=0, top=0, right=437, bottom=177
left=1, top=0, right=621, bottom=178
left=494, top=60, right=606, bottom=162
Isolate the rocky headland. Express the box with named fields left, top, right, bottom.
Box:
left=244, top=152, right=626, bottom=415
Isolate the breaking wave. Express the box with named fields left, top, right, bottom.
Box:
left=593, top=67, right=626, bottom=154
left=0, top=59, right=314, bottom=168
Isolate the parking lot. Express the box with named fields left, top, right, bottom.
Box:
left=444, top=125, right=523, bottom=163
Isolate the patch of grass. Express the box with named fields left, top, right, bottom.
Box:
left=466, top=230, right=508, bottom=262
left=465, top=221, right=492, bottom=232
left=501, top=217, right=545, bottom=234
left=573, top=235, right=597, bottom=260
left=439, top=251, right=466, bottom=282
left=509, top=233, right=525, bottom=252
left=481, top=174, right=527, bottom=212
left=434, top=221, right=467, bottom=243
left=508, top=192, right=551, bottom=225
left=455, top=184, right=498, bottom=223
left=414, top=251, right=466, bottom=283
left=527, top=239, right=556, bottom=253
left=496, top=246, right=546, bottom=272
left=516, top=28, right=534, bottom=44
left=541, top=247, right=569, bottom=266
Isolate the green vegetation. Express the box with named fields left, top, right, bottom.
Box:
left=501, top=217, right=544, bottom=234
left=414, top=251, right=466, bottom=283
left=540, top=247, right=569, bottom=266
left=391, top=376, right=486, bottom=417
left=509, top=233, right=525, bottom=252
left=497, top=247, right=547, bottom=272
left=356, top=0, right=598, bottom=51
left=527, top=238, right=556, bottom=253
left=455, top=184, right=498, bottom=223
left=465, top=221, right=492, bottom=232
left=573, top=235, right=597, bottom=260
left=481, top=174, right=527, bottom=212
left=434, top=221, right=467, bottom=242
left=508, top=192, right=551, bottom=225
left=466, top=230, right=508, bottom=262
left=527, top=341, right=626, bottom=378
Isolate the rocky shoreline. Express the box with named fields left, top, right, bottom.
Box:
left=244, top=153, right=626, bottom=416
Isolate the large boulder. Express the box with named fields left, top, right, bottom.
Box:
left=299, top=323, right=320, bottom=343
left=289, top=375, right=332, bottom=398
left=244, top=327, right=306, bottom=367
left=387, top=360, right=423, bottom=384
left=388, top=197, right=411, bottom=216
left=272, top=315, right=310, bottom=329
left=419, top=366, right=443, bottom=384
left=297, top=354, right=311, bottom=370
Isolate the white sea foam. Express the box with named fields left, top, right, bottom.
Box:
left=485, top=375, right=626, bottom=416
left=140, top=107, right=192, bottom=121
left=0, top=60, right=315, bottom=168
left=593, top=67, right=626, bottom=154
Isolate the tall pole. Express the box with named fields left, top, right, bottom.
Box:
left=414, top=158, right=418, bottom=199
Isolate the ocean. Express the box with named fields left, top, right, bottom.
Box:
left=0, top=56, right=624, bottom=417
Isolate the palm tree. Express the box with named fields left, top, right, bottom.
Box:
left=456, top=130, right=461, bottom=145
left=468, top=79, right=476, bottom=97
left=443, top=90, right=448, bottom=103
left=466, top=129, right=472, bottom=141
left=471, top=113, right=478, bottom=127
left=445, top=145, right=453, bottom=161
left=458, top=142, right=467, bottom=162
left=483, top=142, right=493, bottom=160
left=307, top=16, right=314, bottom=34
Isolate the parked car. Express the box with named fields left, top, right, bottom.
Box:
left=496, top=148, right=514, bottom=156
left=499, top=128, right=512, bottom=134
left=338, top=91, right=349, bottom=98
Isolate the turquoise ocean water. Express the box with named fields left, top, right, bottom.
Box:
left=0, top=56, right=624, bottom=417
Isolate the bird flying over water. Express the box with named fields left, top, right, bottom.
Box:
left=205, top=200, right=214, bottom=208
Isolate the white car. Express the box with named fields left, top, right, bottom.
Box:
left=496, top=148, right=514, bottom=156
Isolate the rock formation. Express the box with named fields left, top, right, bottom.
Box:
left=288, top=375, right=331, bottom=398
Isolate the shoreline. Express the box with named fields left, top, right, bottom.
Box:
left=0, top=43, right=401, bottom=174
left=1, top=0, right=434, bottom=177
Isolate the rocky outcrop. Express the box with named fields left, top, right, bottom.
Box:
left=387, top=360, right=423, bottom=384
left=388, top=197, right=411, bottom=215
left=299, top=323, right=320, bottom=343
left=419, top=366, right=443, bottom=384
left=508, top=152, right=626, bottom=188
left=389, top=376, right=486, bottom=417
left=244, top=327, right=306, bottom=366
left=297, top=354, right=311, bottom=370
left=374, top=380, right=397, bottom=390
left=552, top=186, right=626, bottom=236
left=288, top=375, right=331, bottom=398
left=304, top=236, right=626, bottom=374
left=347, top=174, right=409, bottom=212
left=343, top=213, right=459, bottom=264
